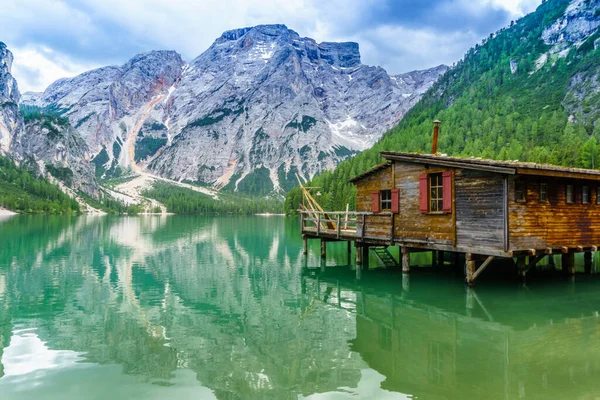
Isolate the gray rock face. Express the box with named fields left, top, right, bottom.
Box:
left=542, top=0, right=600, bottom=45
left=0, top=43, right=98, bottom=194
left=32, top=50, right=185, bottom=170
left=25, top=25, right=448, bottom=193
left=147, top=25, right=447, bottom=191
left=0, top=42, right=21, bottom=153
left=10, top=117, right=98, bottom=194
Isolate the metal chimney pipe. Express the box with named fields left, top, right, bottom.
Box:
left=432, top=120, right=441, bottom=154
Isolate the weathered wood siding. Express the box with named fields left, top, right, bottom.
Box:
left=455, top=170, right=505, bottom=251
left=355, top=166, right=394, bottom=238
left=508, top=176, right=600, bottom=250
left=393, top=162, right=454, bottom=245
left=356, top=166, right=392, bottom=212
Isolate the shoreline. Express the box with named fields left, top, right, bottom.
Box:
left=0, top=208, right=17, bottom=216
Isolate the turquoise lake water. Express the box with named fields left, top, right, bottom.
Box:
left=1, top=215, right=600, bottom=399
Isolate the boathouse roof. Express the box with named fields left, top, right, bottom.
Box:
left=349, top=152, right=600, bottom=183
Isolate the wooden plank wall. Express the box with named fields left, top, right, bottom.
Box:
left=455, top=170, right=505, bottom=251
left=393, top=162, right=454, bottom=245
left=508, top=175, right=600, bottom=250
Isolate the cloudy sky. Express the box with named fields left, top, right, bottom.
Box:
left=1, top=0, right=541, bottom=93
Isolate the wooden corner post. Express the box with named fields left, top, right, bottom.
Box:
left=401, top=247, right=410, bottom=274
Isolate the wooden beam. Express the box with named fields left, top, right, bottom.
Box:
left=471, top=255, right=495, bottom=281
left=321, top=240, right=326, bottom=259
left=545, top=248, right=553, bottom=255
left=466, top=253, right=476, bottom=286
left=528, top=249, right=536, bottom=256
left=561, top=246, right=569, bottom=254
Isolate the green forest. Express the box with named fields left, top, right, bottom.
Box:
left=285, top=0, right=600, bottom=214
left=0, top=155, right=80, bottom=214
left=144, top=182, right=283, bottom=214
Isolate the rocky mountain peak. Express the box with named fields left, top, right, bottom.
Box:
left=10, top=25, right=448, bottom=195
left=0, top=42, right=20, bottom=152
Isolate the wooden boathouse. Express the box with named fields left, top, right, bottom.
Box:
left=301, top=144, right=600, bottom=285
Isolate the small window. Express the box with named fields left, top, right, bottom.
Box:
left=380, top=189, right=392, bottom=210
left=566, top=185, right=574, bottom=204
left=516, top=182, right=526, bottom=202
left=429, top=174, right=443, bottom=212
left=583, top=185, right=589, bottom=204
left=540, top=183, right=548, bottom=202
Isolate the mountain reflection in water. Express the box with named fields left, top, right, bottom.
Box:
left=0, top=215, right=599, bottom=399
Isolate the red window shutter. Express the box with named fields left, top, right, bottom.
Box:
left=371, top=191, right=380, bottom=213
left=419, top=174, right=428, bottom=213
left=391, top=188, right=399, bottom=213
left=442, top=171, right=452, bottom=213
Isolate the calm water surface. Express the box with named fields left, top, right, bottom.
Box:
left=1, top=215, right=600, bottom=399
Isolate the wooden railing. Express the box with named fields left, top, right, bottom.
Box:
left=300, top=210, right=394, bottom=240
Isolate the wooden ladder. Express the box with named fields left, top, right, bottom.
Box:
left=371, top=247, right=399, bottom=268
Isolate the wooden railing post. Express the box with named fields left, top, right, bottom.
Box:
left=317, top=214, right=321, bottom=235
left=361, top=215, right=366, bottom=239
left=337, top=215, right=341, bottom=239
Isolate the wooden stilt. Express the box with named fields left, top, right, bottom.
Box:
left=438, top=250, right=445, bottom=267
left=303, top=237, right=308, bottom=256
left=585, top=251, right=593, bottom=274
left=516, top=256, right=527, bottom=279
left=432, top=250, right=437, bottom=268
left=347, top=241, right=352, bottom=265
left=356, top=243, right=363, bottom=265
left=562, top=252, right=575, bottom=275
left=466, top=253, right=476, bottom=286
left=548, top=254, right=555, bottom=268
left=320, top=240, right=326, bottom=259
left=401, top=247, right=410, bottom=274
left=362, top=246, right=370, bottom=270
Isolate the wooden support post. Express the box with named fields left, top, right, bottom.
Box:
left=356, top=243, right=363, bottom=265
left=562, top=252, right=575, bottom=275
left=548, top=254, right=555, bottom=268
left=516, top=256, right=527, bottom=279
left=438, top=251, right=445, bottom=267
left=585, top=251, right=593, bottom=274
left=347, top=241, right=352, bottom=265
left=362, top=245, right=370, bottom=270
left=321, top=240, right=326, bottom=259
left=303, top=237, right=308, bottom=256
left=466, top=253, right=476, bottom=287
left=401, top=247, right=410, bottom=274
left=432, top=251, right=438, bottom=268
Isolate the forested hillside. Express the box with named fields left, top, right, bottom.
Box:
left=0, top=155, right=80, bottom=214
left=285, top=0, right=600, bottom=214
left=144, top=182, right=283, bottom=214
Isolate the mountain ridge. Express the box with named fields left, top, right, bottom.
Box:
left=18, top=24, right=447, bottom=195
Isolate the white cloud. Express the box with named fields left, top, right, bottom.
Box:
left=10, top=46, right=100, bottom=92
left=1, top=0, right=541, bottom=92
